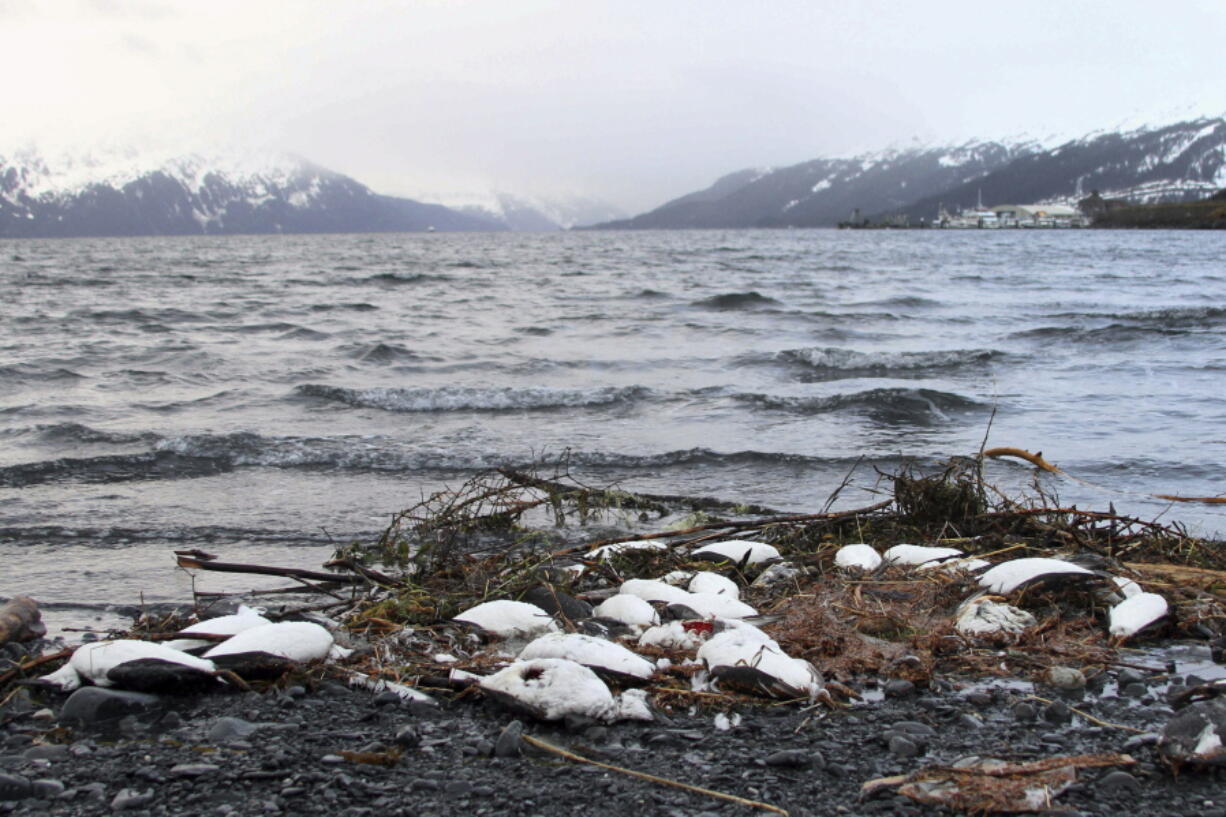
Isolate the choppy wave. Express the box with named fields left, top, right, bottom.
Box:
left=35, top=422, right=151, bottom=445
left=294, top=383, right=651, bottom=412
left=692, top=291, right=780, bottom=310
left=1011, top=324, right=1191, bottom=343
left=734, top=387, right=984, bottom=423
left=0, top=524, right=342, bottom=547
left=0, top=451, right=232, bottom=487
left=780, top=347, right=999, bottom=372
left=0, top=363, right=86, bottom=383
left=364, top=272, right=452, bottom=285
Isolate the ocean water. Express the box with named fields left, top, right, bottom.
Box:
left=2, top=229, right=1225, bottom=632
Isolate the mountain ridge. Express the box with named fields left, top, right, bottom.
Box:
left=591, top=116, right=1226, bottom=229
left=0, top=148, right=502, bottom=237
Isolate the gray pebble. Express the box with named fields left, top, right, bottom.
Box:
left=957, top=713, right=984, bottom=730
left=59, top=687, right=162, bottom=728
left=444, top=780, right=473, bottom=797
left=1122, top=682, right=1148, bottom=699
left=110, top=788, right=154, bottom=810
left=1097, top=770, right=1141, bottom=792
left=208, top=716, right=259, bottom=743
left=372, top=691, right=401, bottom=707
left=883, top=680, right=916, bottom=699
left=1047, top=666, right=1087, bottom=690
left=764, top=749, right=812, bottom=767
left=1013, top=702, right=1038, bottom=722
left=963, top=691, right=992, bottom=708
left=890, top=720, right=936, bottom=737
left=1043, top=700, right=1072, bottom=723
left=170, top=763, right=220, bottom=778
left=320, top=754, right=345, bottom=764
left=31, top=779, right=65, bottom=799
left=888, top=735, right=920, bottom=757
left=394, top=725, right=420, bottom=749
left=22, top=744, right=69, bottom=762
left=0, top=773, right=32, bottom=802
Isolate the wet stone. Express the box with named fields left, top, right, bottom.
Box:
left=1097, top=770, right=1141, bottom=793
left=1047, top=666, right=1087, bottom=690
left=171, top=763, right=220, bottom=778
left=59, top=687, right=163, bottom=728
left=888, top=735, right=920, bottom=757
left=372, top=691, right=401, bottom=707
left=208, top=716, right=260, bottom=743
left=1043, top=700, right=1072, bottom=723
left=22, top=744, right=69, bottom=762
left=1013, top=702, right=1038, bottom=722
left=30, top=779, right=65, bottom=799
left=763, top=749, right=812, bottom=767
left=963, top=691, right=993, bottom=708
left=110, top=788, right=154, bottom=810
left=394, top=725, right=420, bottom=749
left=1122, top=682, right=1148, bottom=699
left=883, top=680, right=916, bottom=699
left=0, top=773, right=32, bottom=801
left=494, top=721, right=523, bottom=758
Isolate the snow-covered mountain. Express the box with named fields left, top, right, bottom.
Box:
left=421, top=190, right=627, bottom=230
left=593, top=116, right=1226, bottom=229
left=0, top=147, right=501, bottom=237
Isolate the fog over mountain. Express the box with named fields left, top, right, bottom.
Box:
left=2, top=2, right=1224, bottom=214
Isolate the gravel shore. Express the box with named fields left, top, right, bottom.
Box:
left=3, top=660, right=1225, bottom=817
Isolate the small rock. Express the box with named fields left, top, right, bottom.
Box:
left=320, top=755, right=345, bottom=764
left=0, top=773, right=32, bottom=802
left=59, top=687, right=162, bottom=728
left=1122, top=682, right=1148, bottom=699
left=1097, top=770, right=1141, bottom=793
left=372, top=691, right=401, bottom=707
left=110, top=788, right=154, bottom=810
left=286, top=686, right=307, bottom=698
left=1043, top=700, right=1072, bottom=724
left=883, top=680, right=916, bottom=699
left=170, top=763, right=220, bottom=778
left=888, top=735, right=920, bottom=757
left=957, top=713, right=984, bottom=730
left=1123, top=732, right=1161, bottom=751
left=394, top=726, right=420, bottom=749
left=159, top=711, right=183, bottom=730
left=1118, top=668, right=1146, bottom=686
left=1012, top=702, right=1038, bottom=722
left=963, top=691, right=992, bottom=708
left=890, top=721, right=936, bottom=737
left=209, top=717, right=260, bottom=743
left=444, top=780, right=473, bottom=797
left=31, top=780, right=65, bottom=799
left=29, top=709, right=55, bottom=723
left=494, top=721, right=523, bottom=758
left=22, top=745, right=70, bottom=762
left=1047, top=666, right=1087, bottom=691
left=764, top=749, right=812, bottom=767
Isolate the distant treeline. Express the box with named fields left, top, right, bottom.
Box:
left=1092, top=189, right=1226, bottom=229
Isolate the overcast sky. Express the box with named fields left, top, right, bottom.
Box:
left=1, top=0, right=1223, bottom=211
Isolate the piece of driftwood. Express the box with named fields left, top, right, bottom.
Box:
left=520, top=735, right=789, bottom=815
left=0, top=597, right=45, bottom=646
left=176, top=555, right=362, bottom=585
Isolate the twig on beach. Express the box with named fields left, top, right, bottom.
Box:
left=520, top=734, right=789, bottom=815
left=1022, top=695, right=1146, bottom=733
left=176, top=554, right=362, bottom=584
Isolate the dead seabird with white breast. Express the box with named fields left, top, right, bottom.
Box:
left=452, top=599, right=559, bottom=639
left=977, top=557, right=1096, bottom=594
left=1108, top=592, right=1169, bottom=640
left=40, top=640, right=218, bottom=693
left=517, top=632, right=655, bottom=684
left=204, top=621, right=349, bottom=679
left=479, top=658, right=653, bottom=723
left=163, top=604, right=270, bottom=653
left=691, top=540, right=781, bottom=566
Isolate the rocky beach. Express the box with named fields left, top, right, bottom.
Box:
left=4, top=460, right=1226, bottom=817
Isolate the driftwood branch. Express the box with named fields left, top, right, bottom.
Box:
left=176, top=555, right=362, bottom=585
left=520, top=734, right=789, bottom=815
left=554, top=499, right=893, bottom=557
